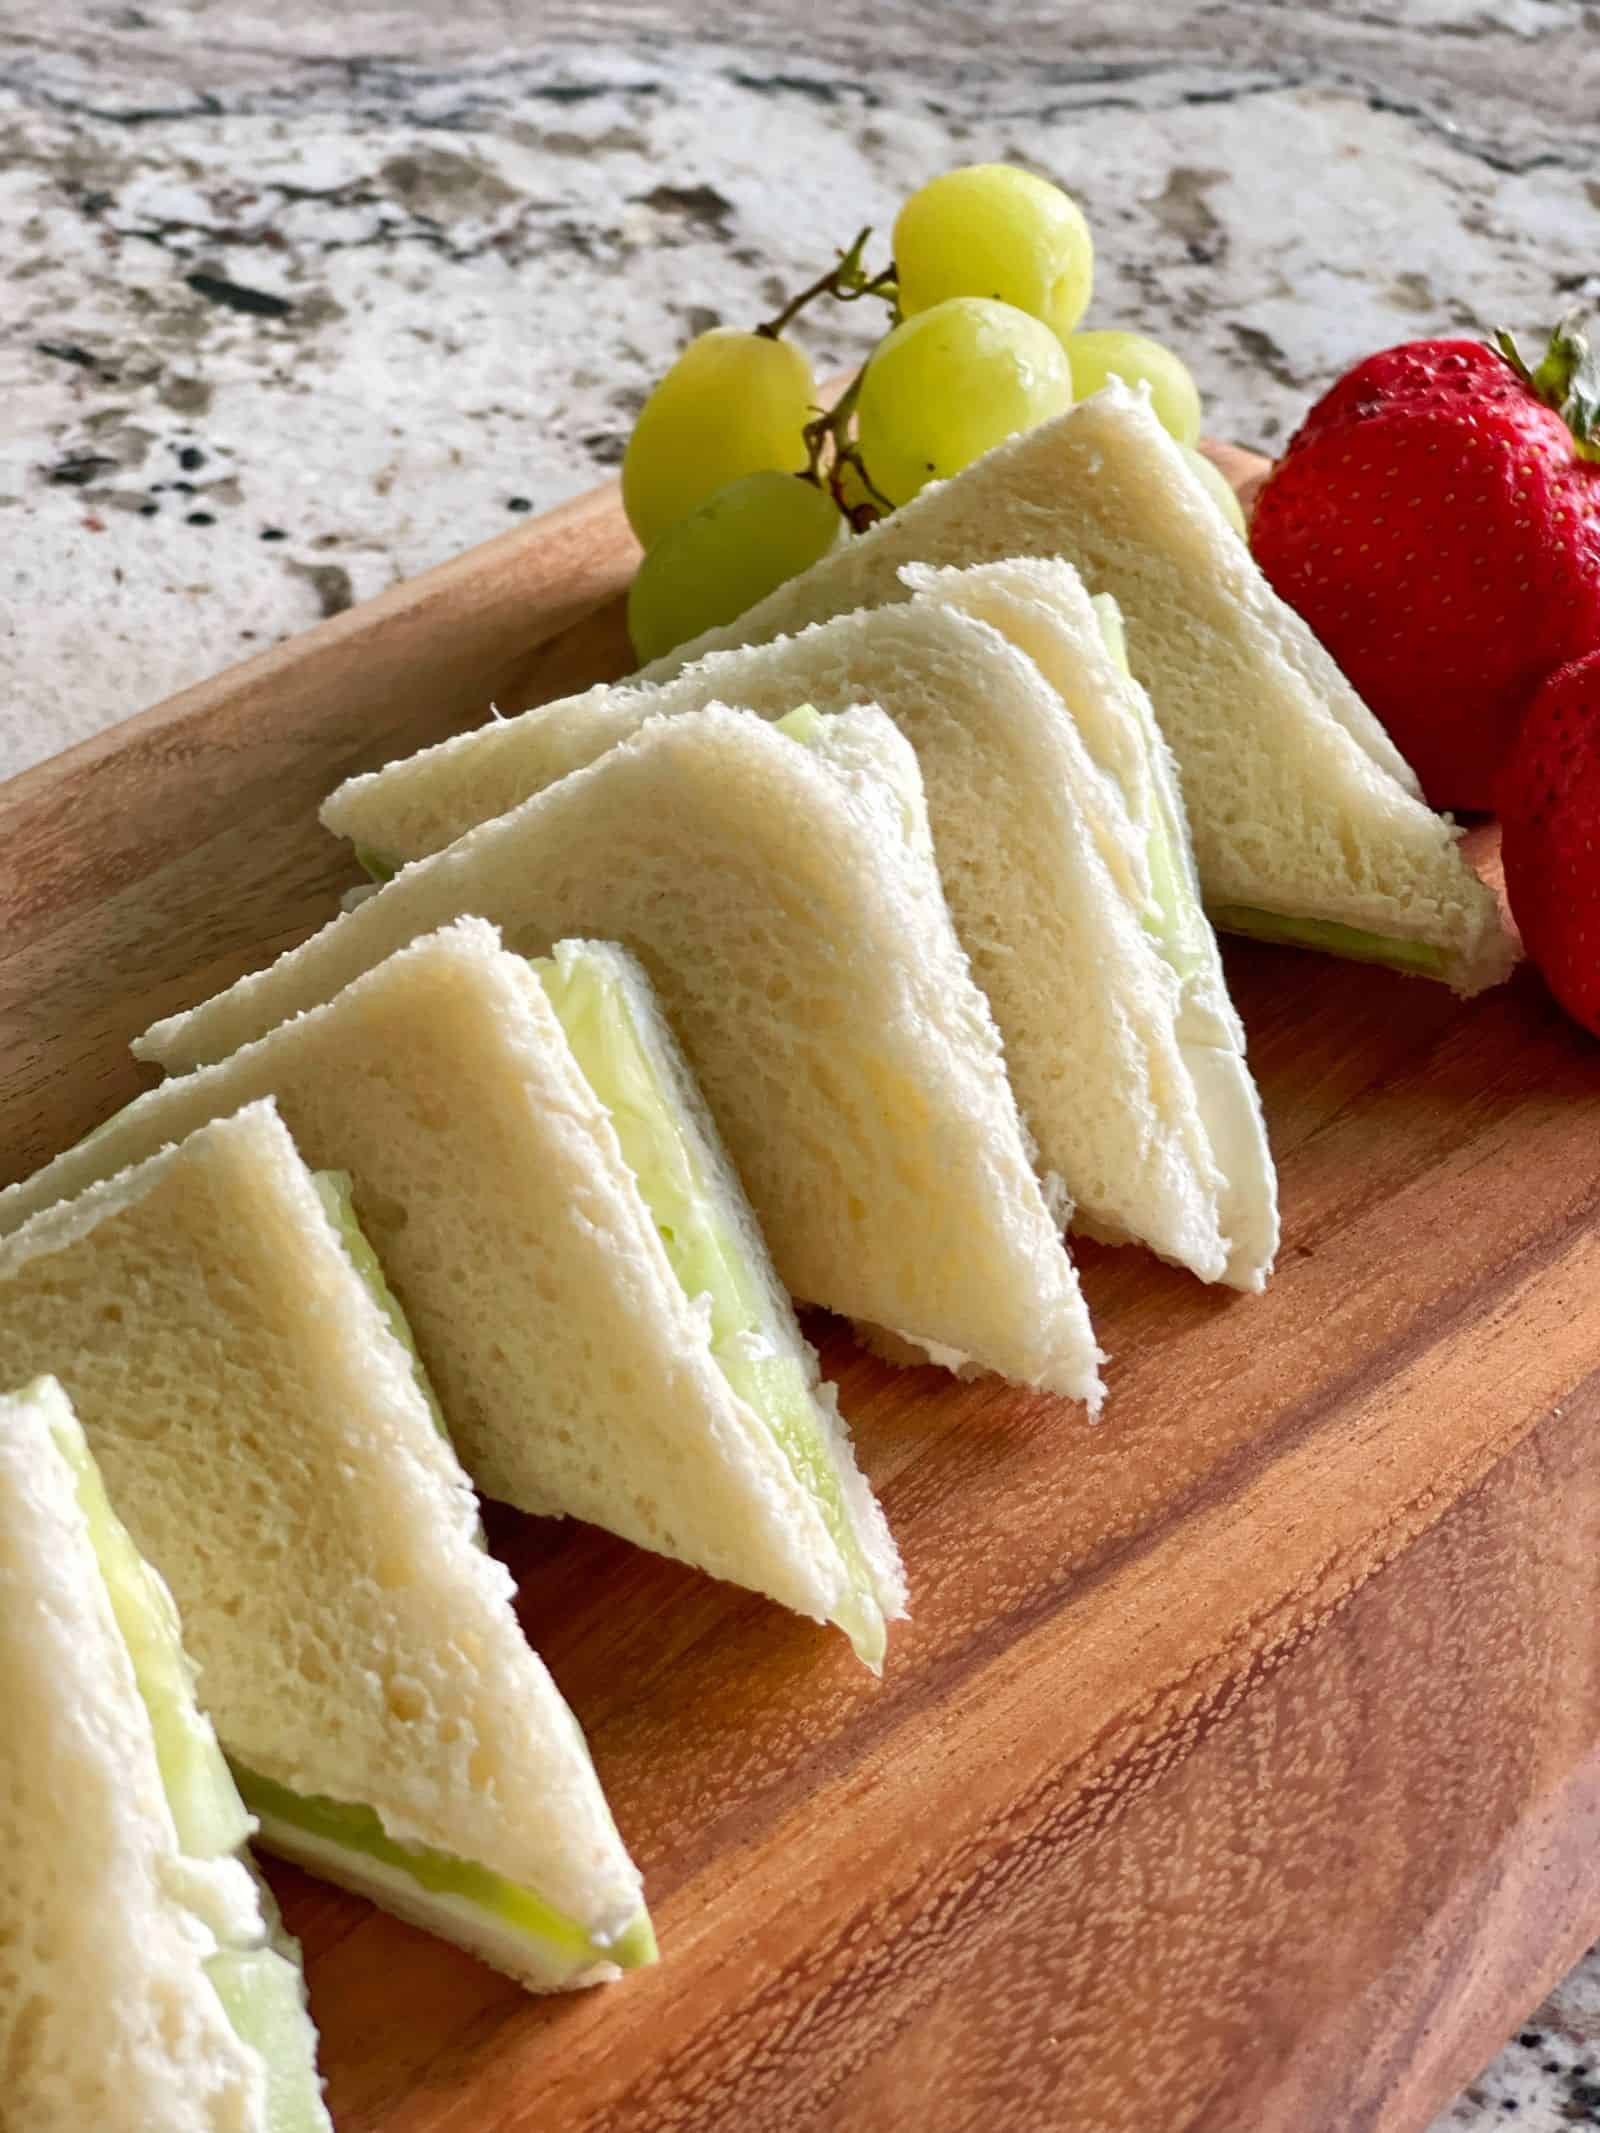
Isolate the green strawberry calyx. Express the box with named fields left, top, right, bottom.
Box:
left=1493, top=314, right=1600, bottom=464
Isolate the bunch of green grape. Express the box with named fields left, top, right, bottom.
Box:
left=622, top=163, right=1240, bottom=664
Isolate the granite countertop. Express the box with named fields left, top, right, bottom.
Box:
left=3, top=3, right=1599, bottom=2123
left=3, top=1, right=1598, bottom=775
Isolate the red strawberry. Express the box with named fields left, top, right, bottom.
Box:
left=1250, top=319, right=1600, bottom=811
left=1498, top=648, right=1600, bottom=1038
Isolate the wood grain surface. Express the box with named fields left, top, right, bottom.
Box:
left=3, top=442, right=1598, bottom=2133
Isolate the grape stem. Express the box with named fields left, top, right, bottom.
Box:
left=756, top=227, right=899, bottom=340
left=756, top=227, right=898, bottom=530
left=801, top=368, right=893, bottom=531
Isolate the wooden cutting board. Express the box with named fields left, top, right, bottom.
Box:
left=3, top=444, right=1599, bottom=2133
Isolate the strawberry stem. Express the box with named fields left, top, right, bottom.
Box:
left=1493, top=314, right=1600, bottom=464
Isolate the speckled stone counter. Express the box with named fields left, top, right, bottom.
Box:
left=3, top=6, right=1599, bottom=2123
left=4, top=1, right=1598, bottom=776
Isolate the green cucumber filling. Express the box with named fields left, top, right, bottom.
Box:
left=354, top=845, right=399, bottom=884
left=234, top=1769, right=656, bottom=1973
left=55, top=1413, right=250, bottom=1863
left=534, top=945, right=886, bottom=1669
left=205, top=1946, right=329, bottom=2133
left=1139, top=804, right=1212, bottom=984
left=50, top=1407, right=329, bottom=2130
left=773, top=703, right=826, bottom=746
left=311, top=1170, right=448, bottom=1439
left=1210, top=905, right=1448, bottom=978
left=776, top=702, right=920, bottom=871
left=1091, top=590, right=1132, bottom=679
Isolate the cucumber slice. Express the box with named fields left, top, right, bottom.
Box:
left=235, top=1770, right=655, bottom=1979
left=206, top=1944, right=330, bottom=2133
left=52, top=1410, right=250, bottom=1863
left=535, top=942, right=888, bottom=1668
left=48, top=1402, right=331, bottom=2131
left=773, top=703, right=827, bottom=746
left=1209, top=904, right=1448, bottom=978
left=1140, top=800, right=1211, bottom=984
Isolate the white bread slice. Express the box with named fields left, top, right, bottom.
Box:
left=141, top=711, right=1102, bottom=1408
left=916, top=562, right=1279, bottom=1292
left=0, top=1376, right=269, bottom=2133
left=324, top=575, right=1268, bottom=1287
left=494, top=383, right=1502, bottom=994
left=0, top=1105, right=650, bottom=1992
left=0, top=922, right=904, bottom=1663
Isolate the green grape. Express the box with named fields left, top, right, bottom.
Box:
left=893, top=163, right=1093, bottom=341
left=1064, top=329, right=1203, bottom=445
left=627, top=471, right=842, bottom=664
left=621, top=329, right=817, bottom=552
left=855, top=296, right=1074, bottom=507
left=1179, top=444, right=1248, bottom=538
